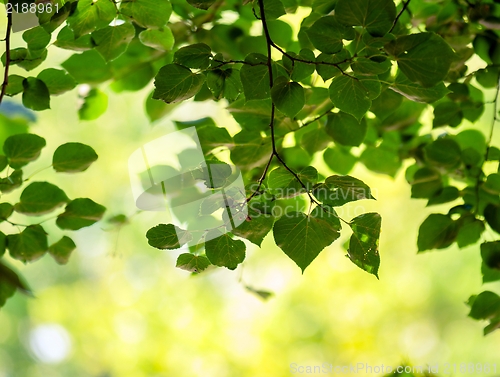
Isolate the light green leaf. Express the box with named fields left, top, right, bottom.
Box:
left=37, top=69, right=77, bottom=95
left=314, top=175, right=374, bottom=206
left=14, top=182, right=69, bottom=215
left=146, top=224, right=192, bottom=249
left=329, top=75, right=371, bottom=121
left=390, top=72, right=450, bottom=103
left=78, top=89, right=108, bottom=120
left=153, top=64, right=205, bottom=103
left=49, top=236, right=77, bottom=265
left=56, top=198, right=106, bottom=230
left=7, top=225, right=48, bottom=263
left=92, top=23, right=135, bottom=61
left=120, top=0, right=172, bottom=28
left=23, top=26, right=51, bottom=53
left=385, top=32, right=456, bottom=87
left=271, top=77, right=305, bottom=118
left=52, top=142, right=98, bottom=173
left=5, top=75, right=25, bottom=96
left=22, top=78, right=50, bottom=111
left=3, top=133, right=46, bottom=169
left=139, top=28, right=175, bottom=51
left=174, top=43, right=212, bottom=69
left=335, top=0, right=396, bottom=36
left=67, top=0, right=117, bottom=38
left=348, top=212, right=381, bottom=278
left=54, top=26, right=93, bottom=51
left=62, top=50, right=112, bottom=84
left=268, top=166, right=317, bottom=198
left=205, top=230, right=246, bottom=270
left=176, top=253, right=211, bottom=273
left=323, top=147, right=357, bottom=174
left=273, top=208, right=341, bottom=272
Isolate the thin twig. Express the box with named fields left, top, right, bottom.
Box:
left=0, top=9, right=13, bottom=106
left=389, top=0, right=411, bottom=33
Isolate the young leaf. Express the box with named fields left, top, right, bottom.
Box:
left=385, top=32, right=456, bottom=87
left=174, top=43, right=212, bottom=69
left=417, top=213, right=457, bottom=252
left=37, top=69, right=77, bottom=95
left=273, top=208, right=341, bottom=272
left=329, top=75, right=371, bottom=121
left=7, top=225, right=48, bottom=263
left=176, top=253, right=211, bottom=273
left=22, top=78, right=50, bottom=111
left=271, top=77, right=305, bottom=118
left=205, top=230, right=246, bottom=270
left=146, top=224, right=192, bottom=249
left=52, top=142, right=98, bottom=173
left=14, top=182, right=69, bottom=215
left=335, top=0, right=396, bottom=36
left=49, top=236, right=77, bottom=265
left=326, top=111, right=367, bottom=147
left=3, top=133, right=46, bottom=169
left=153, top=64, right=205, bottom=103
left=56, top=198, right=106, bottom=230
left=348, top=212, right=381, bottom=278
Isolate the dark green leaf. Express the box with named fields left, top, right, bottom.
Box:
left=56, top=198, right=106, bottom=230
left=0, top=260, right=32, bottom=305
left=120, top=0, right=172, bottom=28
left=49, top=236, right=77, bottom=265
left=78, top=89, right=108, bottom=120
left=186, top=0, right=216, bottom=10
left=0, top=203, right=14, bottom=222
left=410, top=167, right=442, bottom=199
left=485, top=204, right=500, bottom=234
left=205, top=230, right=246, bottom=270
left=457, top=219, right=484, bottom=248
left=335, top=0, right=396, bottom=36
left=273, top=208, right=341, bottom=272
left=385, top=32, right=455, bottom=87
left=232, top=210, right=274, bottom=247
left=52, top=142, right=98, bottom=173
left=0, top=170, right=23, bottom=193
left=7, top=225, right=48, bottom=263
left=268, top=166, right=317, bottom=198
left=176, top=253, right=211, bottom=273
left=146, top=224, right=191, bottom=249
left=390, top=72, right=450, bottom=103
left=3, top=133, right=46, bottom=169
left=348, top=212, right=381, bottom=278
left=14, top=182, right=69, bottom=215
left=423, top=138, right=462, bottom=169
left=307, top=16, right=351, bottom=54
left=481, top=241, right=500, bottom=271
left=314, top=175, right=374, bottom=206
left=153, top=64, right=205, bottom=103
left=37, top=69, right=77, bottom=95
left=271, top=77, right=305, bottom=118
left=5, top=75, right=24, bottom=96
left=326, top=111, right=366, bottom=146
left=240, top=63, right=270, bottom=100
left=329, top=75, right=371, bottom=121
left=174, top=43, right=212, bottom=69
left=230, top=130, right=272, bottom=170
left=323, top=147, right=357, bottom=175
left=468, top=291, right=500, bottom=320
left=360, top=147, right=400, bottom=177
left=417, top=213, right=457, bottom=252
left=427, top=186, right=460, bottom=206
left=22, top=78, right=50, bottom=111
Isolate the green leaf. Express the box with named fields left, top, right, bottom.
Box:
left=22, top=78, right=50, bottom=111
left=62, top=50, right=112, bottom=84
left=271, top=77, right=305, bottom=118
left=206, top=69, right=243, bottom=102
left=259, top=0, right=286, bottom=19
left=245, top=285, right=274, bottom=300
left=316, top=49, right=351, bottom=81
left=92, top=23, right=135, bottom=61
left=0, top=260, right=32, bottom=306
left=427, top=186, right=460, bottom=206
left=205, top=230, right=246, bottom=270
left=423, top=138, right=462, bottom=169
left=390, top=72, right=450, bottom=103
left=139, top=28, right=175, bottom=51
left=174, top=43, right=212, bottom=69
left=240, top=63, right=270, bottom=100
left=0, top=155, right=7, bottom=172
left=23, top=26, right=51, bottom=53
left=231, top=210, right=274, bottom=247
left=410, top=167, right=442, bottom=199
left=78, top=89, right=108, bottom=120
left=360, top=146, right=400, bottom=177
left=176, top=253, right=211, bottom=273
left=348, top=212, right=381, bottom=278
left=484, top=204, right=500, bottom=234
left=54, top=26, right=93, bottom=51
left=146, top=224, right=192, bottom=249
left=56, top=198, right=106, bottom=230
left=230, top=130, right=272, bottom=170
left=273, top=208, right=341, bottom=272
left=385, top=32, right=455, bottom=87
left=48, top=236, right=77, bottom=265
left=335, top=0, right=396, bottom=36
left=468, top=291, right=500, bottom=320
left=457, top=218, right=485, bottom=248
left=287, top=49, right=316, bottom=82
left=3, top=133, right=46, bottom=169
left=433, top=102, right=462, bottom=128
left=67, top=0, right=117, bottom=38
left=186, top=0, right=216, bottom=10
left=307, top=15, right=352, bottom=54
left=0, top=203, right=14, bottom=222
left=37, top=69, right=77, bottom=95
left=14, top=182, right=69, bottom=215
left=329, top=76, right=371, bottom=121
left=326, top=111, right=366, bottom=147
left=481, top=242, right=500, bottom=272
left=52, top=142, right=98, bottom=173
left=153, top=64, right=205, bottom=103
left=323, top=147, right=357, bottom=175
left=7, top=225, right=48, bottom=263
left=5, top=75, right=25, bottom=96
left=352, top=57, right=392, bottom=75
left=314, top=175, right=374, bottom=207
left=120, top=0, right=172, bottom=28
left=300, top=125, right=331, bottom=156
left=417, top=213, right=457, bottom=252
left=0, top=170, right=23, bottom=193
left=268, top=166, right=317, bottom=198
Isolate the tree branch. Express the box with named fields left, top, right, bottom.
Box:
left=0, top=9, right=13, bottom=106
left=389, top=0, right=411, bottom=33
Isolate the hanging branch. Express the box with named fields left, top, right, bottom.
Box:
left=0, top=8, right=13, bottom=106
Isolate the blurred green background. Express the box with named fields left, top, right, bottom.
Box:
left=2, top=10, right=500, bottom=377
